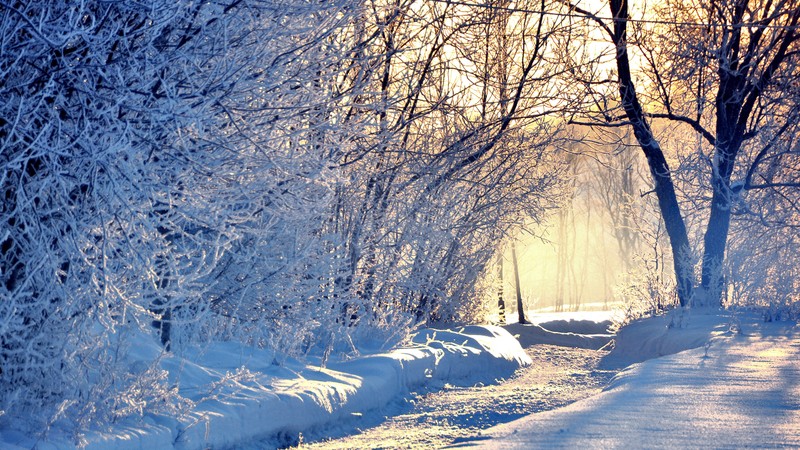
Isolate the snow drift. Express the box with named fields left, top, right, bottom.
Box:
left=0, top=325, right=530, bottom=450
left=460, top=311, right=800, bottom=449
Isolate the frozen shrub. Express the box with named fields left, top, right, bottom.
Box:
left=611, top=253, right=679, bottom=331
left=0, top=0, right=356, bottom=436
left=725, top=221, right=799, bottom=322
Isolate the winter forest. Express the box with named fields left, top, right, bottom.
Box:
left=1, top=0, right=799, bottom=447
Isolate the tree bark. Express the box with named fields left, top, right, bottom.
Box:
left=609, top=0, right=693, bottom=306
left=700, top=194, right=731, bottom=304
left=511, top=243, right=526, bottom=324
left=498, top=255, right=507, bottom=323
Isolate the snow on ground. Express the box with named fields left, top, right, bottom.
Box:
left=456, top=310, right=800, bottom=449
left=7, top=308, right=795, bottom=449
left=273, top=312, right=617, bottom=448
left=298, top=344, right=612, bottom=449
left=504, top=310, right=615, bottom=350
left=505, top=323, right=613, bottom=351
left=0, top=325, right=530, bottom=450
left=524, top=310, right=618, bottom=327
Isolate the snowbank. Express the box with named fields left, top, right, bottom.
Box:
left=2, top=325, right=529, bottom=450
left=459, top=311, right=800, bottom=449
left=504, top=311, right=615, bottom=350
left=599, top=308, right=736, bottom=369
left=523, top=310, right=617, bottom=327
left=504, top=309, right=734, bottom=357
left=505, top=323, right=613, bottom=350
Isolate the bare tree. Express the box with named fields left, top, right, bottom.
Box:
left=0, top=0, right=573, bottom=436
left=316, top=0, right=569, bottom=329
left=566, top=0, right=800, bottom=306
left=0, top=0, right=362, bottom=432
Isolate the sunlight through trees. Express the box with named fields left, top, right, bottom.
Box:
left=0, top=0, right=797, bottom=439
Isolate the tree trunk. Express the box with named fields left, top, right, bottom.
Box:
left=699, top=122, right=740, bottom=307
left=698, top=65, right=745, bottom=306
left=511, top=243, right=526, bottom=324
left=609, top=0, right=693, bottom=306
left=699, top=183, right=732, bottom=306
left=497, top=255, right=506, bottom=324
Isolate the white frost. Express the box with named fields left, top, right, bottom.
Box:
left=1, top=325, right=529, bottom=450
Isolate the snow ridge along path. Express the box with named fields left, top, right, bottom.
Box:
left=2, top=325, right=530, bottom=450
left=289, top=312, right=617, bottom=448
left=172, top=325, right=532, bottom=450
left=299, top=344, right=613, bottom=449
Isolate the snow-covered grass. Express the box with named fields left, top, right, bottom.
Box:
left=0, top=326, right=530, bottom=450
left=463, top=309, right=800, bottom=448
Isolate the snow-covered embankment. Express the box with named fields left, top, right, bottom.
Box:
left=14, top=325, right=529, bottom=450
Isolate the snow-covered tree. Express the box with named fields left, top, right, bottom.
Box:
left=565, top=0, right=800, bottom=307
left=0, top=0, right=570, bottom=437
left=0, top=0, right=359, bottom=433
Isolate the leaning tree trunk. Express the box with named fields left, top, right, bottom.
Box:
left=609, top=0, right=693, bottom=307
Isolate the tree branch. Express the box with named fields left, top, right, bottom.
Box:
left=648, top=113, right=715, bottom=146
left=562, top=1, right=613, bottom=39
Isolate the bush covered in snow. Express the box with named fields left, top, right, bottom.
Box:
left=0, top=0, right=353, bottom=436
left=0, top=0, right=564, bottom=439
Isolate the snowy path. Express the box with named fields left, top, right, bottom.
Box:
left=298, top=344, right=614, bottom=449
left=17, top=310, right=798, bottom=450
left=467, top=315, right=800, bottom=448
